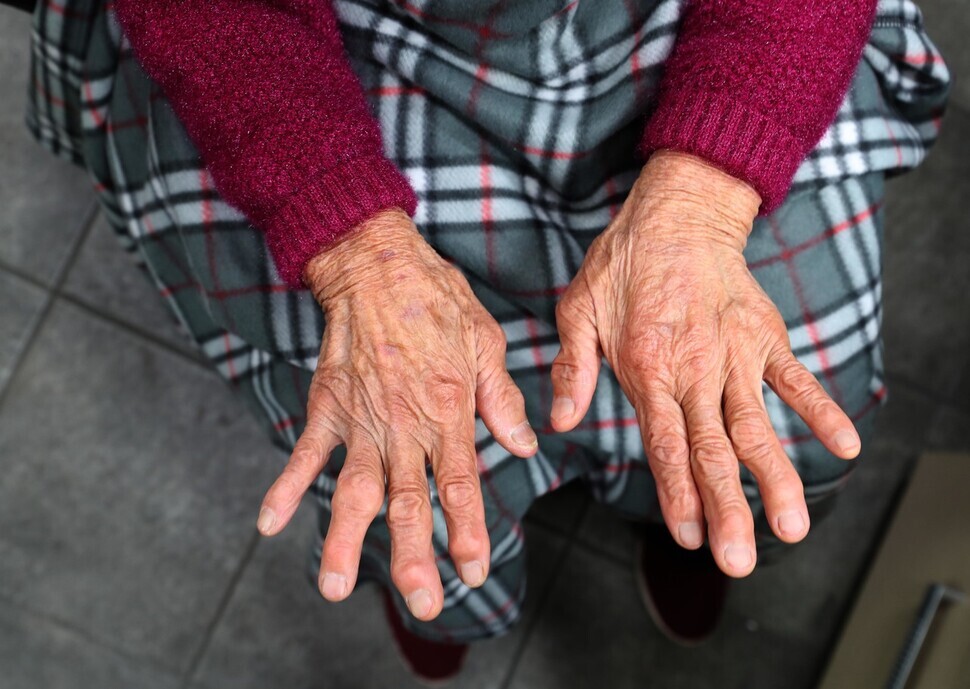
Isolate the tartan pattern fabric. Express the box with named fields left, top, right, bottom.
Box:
left=26, top=0, right=949, bottom=642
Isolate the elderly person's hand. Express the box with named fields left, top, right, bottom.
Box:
left=255, top=209, right=538, bottom=620
left=551, top=151, right=862, bottom=577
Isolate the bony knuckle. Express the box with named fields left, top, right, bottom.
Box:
left=647, top=433, right=689, bottom=470
left=485, top=321, right=507, bottom=351
left=288, top=448, right=319, bottom=475
left=718, top=506, right=754, bottom=534
left=728, top=411, right=770, bottom=449
left=551, top=359, right=586, bottom=386
left=439, top=477, right=480, bottom=513
left=554, top=295, right=575, bottom=324
left=387, top=491, right=429, bottom=529
left=692, top=444, right=738, bottom=481
left=334, top=471, right=385, bottom=516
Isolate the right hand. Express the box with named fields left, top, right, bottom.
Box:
left=255, top=209, right=538, bottom=620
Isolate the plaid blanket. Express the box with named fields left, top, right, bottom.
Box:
left=26, top=0, right=949, bottom=641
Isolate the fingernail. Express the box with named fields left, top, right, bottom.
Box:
left=256, top=507, right=276, bottom=534
left=551, top=397, right=575, bottom=423
left=406, top=589, right=434, bottom=618
left=834, top=429, right=860, bottom=455
left=724, top=543, right=754, bottom=572
left=777, top=510, right=806, bottom=538
left=678, top=522, right=703, bottom=548
left=320, top=572, right=348, bottom=600
left=460, top=561, right=486, bottom=587
left=510, top=422, right=538, bottom=449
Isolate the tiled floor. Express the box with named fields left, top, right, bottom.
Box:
left=1, top=3, right=967, bottom=688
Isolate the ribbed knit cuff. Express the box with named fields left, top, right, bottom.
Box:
left=262, top=155, right=418, bottom=288
left=641, top=90, right=807, bottom=214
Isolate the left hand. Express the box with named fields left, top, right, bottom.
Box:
left=550, top=151, right=862, bottom=577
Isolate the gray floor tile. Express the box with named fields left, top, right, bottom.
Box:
left=63, top=213, right=197, bottom=356
left=0, top=269, right=46, bottom=391
left=192, top=505, right=567, bottom=689
left=919, top=0, right=970, bottom=110
left=883, top=105, right=970, bottom=402
left=509, top=386, right=937, bottom=689
left=0, top=300, right=282, bottom=672
left=0, top=7, right=96, bottom=283
left=0, top=598, right=179, bottom=689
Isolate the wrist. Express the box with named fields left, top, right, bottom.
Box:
left=633, top=150, right=762, bottom=251
left=303, top=207, right=418, bottom=306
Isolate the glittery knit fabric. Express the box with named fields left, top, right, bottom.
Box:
left=114, top=0, right=418, bottom=287
left=641, top=0, right=879, bottom=212
left=115, top=0, right=877, bottom=284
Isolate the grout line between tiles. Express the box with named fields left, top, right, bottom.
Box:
left=0, top=200, right=99, bottom=412
left=180, top=530, right=263, bottom=688
left=58, top=291, right=211, bottom=371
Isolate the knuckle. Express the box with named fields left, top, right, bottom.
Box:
left=647, top=432, right=689, bottom=472
left=727, top=409, right=772, bottom=450
left=288, top=448, right=321, bottom=476
left=438, top=476, right=480, bottom=513
left=717, top=503, right=754, bottom=533
left=386, top=490, right=430, bottom=530
left=554, top=295, right=576, bottom=324
left=551, top=359, right=587, bottom=387
left=484, top=321, right=507, bottom=352
left=333, top=470, right=385, bottom=517
left=691, top=442, right=738, bottom=483
left=390, top=558, right=431, bottom=589
left=449, top=530, right=488, bottom=558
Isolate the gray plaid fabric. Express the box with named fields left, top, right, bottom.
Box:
left=26, top=0, right=949, bottom=641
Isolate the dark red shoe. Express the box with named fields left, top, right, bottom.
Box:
left=635, top=524, right=730, bottom=645
left=381, top=588, right=469, bottom=685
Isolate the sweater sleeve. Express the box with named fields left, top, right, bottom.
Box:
left=640, top=0, right=878, bottom=213
left=114, top=0, right=417, bottom=288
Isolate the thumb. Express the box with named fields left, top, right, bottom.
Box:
left=550, top=282, right=601, bottom=432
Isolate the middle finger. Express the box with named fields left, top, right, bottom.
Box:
left=681, top=382, right=757, bottom=577
left=386, top=437, right=442, bottom=620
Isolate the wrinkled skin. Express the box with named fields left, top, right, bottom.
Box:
left=256, top=151, right=864, bottom=622
left=550, top=151, right=862, bottom=577
left=256, top=210, right=538, bottom=621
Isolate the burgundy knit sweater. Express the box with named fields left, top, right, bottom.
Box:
left=114, top=0, right=877, bottom=288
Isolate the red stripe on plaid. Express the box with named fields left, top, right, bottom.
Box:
left=46, top=0, right=99, bottom=19
left=899, top=52, right=946, bottom=66
left=479, top=145, right=498, bottom=283
left=33, top=77, right=66, bottom=108
left=517, top=144, right=590, bottom=160
left=391, top=0, right=512, bottom=38
left=883, top=117, right=904, bottom=167
left=621, top=0, right=646, bottom=105
left=747, top=201, right=881, bottom=271
left=222, top=332, right=238, bottom=380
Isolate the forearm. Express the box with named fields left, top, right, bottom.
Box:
left=642, top=0, right=879, bottom=212
left=114, top=0, right=416, bottom=287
